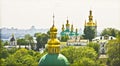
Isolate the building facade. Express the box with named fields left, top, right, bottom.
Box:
left=60, top=19, right=79, bottom=41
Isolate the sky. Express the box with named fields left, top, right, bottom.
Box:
left=0, top=0, right=120, bottom=30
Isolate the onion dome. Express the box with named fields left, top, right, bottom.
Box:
left=39, top=54, right=70, bottom=66
left=38, top=15, right=70, bottom=66
left=10, top=34, right=15, bottom=41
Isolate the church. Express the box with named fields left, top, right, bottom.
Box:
left=84, top=10, right=97, bottom=41
left=60, top=18, right=79, bottom=41
left=38, top=15, right=70, bottom=66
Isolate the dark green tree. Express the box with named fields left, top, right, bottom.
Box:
left=17, top=38, right=28, bottom=48
left=87, top=42, right=100, bottom=54
left=71, top=57, right=97, bottom=66
left=25, top=34, right=34, bottom=50
left=61, top=46, right=97, bottom=64
left=36, top=33, right=49, bottom=51
left=101, top=28, right=120, bottom=37
left=106, top=33, right=120, bottom=66
left=83, top=27, right=96, bottom=41
left=61, top=35, right=69, bottom=42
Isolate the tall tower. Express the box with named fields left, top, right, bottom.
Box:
left=47, top=15, right=60, bottom=54
left=66, top=18, right=70, bottom=32
left=84, top=10, right=97, bottom=41
left=39, top=15, right=70, bottom=66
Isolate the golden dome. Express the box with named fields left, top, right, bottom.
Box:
left=50, top=25, right=57, bottom=32
left=84, top=10, right=97, bottom=26
left=46, top=15, right=61, bottom=54
left=86, top=22, right=96, bottom=26
left=47, top=39, right=60, bottom=45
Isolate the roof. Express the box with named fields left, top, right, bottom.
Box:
left=10, top=37, right=15, bottom=41
left=38, top=54, right=70, bottom=66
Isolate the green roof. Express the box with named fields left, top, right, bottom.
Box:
left=69, top=32, right=75, bottom=36
left=38, top=54, right=70, bottom=66
left=61, top=32, right=66, bottom=36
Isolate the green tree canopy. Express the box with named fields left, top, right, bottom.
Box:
left=25, top=34, right=34, bottom=50
left=106, top=34, right=120, bottom=66
left=35, top=33, right=49, bottom=51
left=17, top=38, right=28, bottom=48
left=87, top=42, right=100, bottom=54
left=61, top=46, right=97, bottom=64
left=3, top=48, right=42, bottom=66
left=101, top=28, right=120, bottom=37
left=83, top=27, right=96, bottom=41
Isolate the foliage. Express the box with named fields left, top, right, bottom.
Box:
left=0, top=48, right=9, bottom=59
left=24, top=34, right=34, bottom=50
left=71, top=57, right=97, bottom=66
left=47, top=30, right=50, bottom=38
left=8, top=47, right=18, bottom=54
left=87, top=42, right=100, bottom=54
left=4, top=41, right=9, bottom=46
left=106, top=34, right=120, bottom=66
left=0, top=40, right=3, bottom=51
left=17, top=38, right=28, bottom=48
left=61, top=46, right=97, bottom=64
left=83, top=26, right=96, bottom=41
left=1, top=48, right=43, bottom=66
left=61, top=35, right=69, bottom=42
left=101, top=28, right=120, bottom=37
left=35, top=33, right=49, bottom=51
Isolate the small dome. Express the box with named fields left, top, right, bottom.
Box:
left=38, top=54, right=70, bottom=66
left=10, top=37, right=15, bottom=41
left=50, top=26, right=57, bottom=32
left=69, top=32, right=75, bottom=36
left=86, top=22, right=96, bottom=26
left=61, top=32, right=66, bottom=36
left=47, top=39, right=60, bottom=45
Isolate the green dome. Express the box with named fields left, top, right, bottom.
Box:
left=69, top=32, right=75, bottom=36
left=38, top=54, right=70, bottom=66
left=61, top=32, right=66, bottom=36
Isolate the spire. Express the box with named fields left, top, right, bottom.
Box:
left=75, top=28, right=78, bottom=33
left=66, top=17, right=70, bottom=31
left=66, top=17, right=69, bottom=24
left=71, top=24, right=74, bottom=32
left=84, top=20, right=86, bottom=26
left=53, top=13, right=55, bottom=26
left=62, top=24, right=64, bottom=31
left=90, top=10, right=92, bottom=16
left=89, top=10, right=93, bottom=22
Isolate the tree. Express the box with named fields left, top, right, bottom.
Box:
left=61, top=35, right=69, bottom=42
left=35, top=33, right=49, bottom=51
left=87, top=42, right=100, bottom=54
left=101, top=28, right=120, bottom=37
left=83, top=27, right=96, bottom=41
left=4, top=41, right=9, bottom=46
left=106, top=33, right=120, bottom=66
left=47, top=30, right=50, bottom=38
left=17, top=38, right=28, bottom=48
left=0, top=48, right=9, bottom=59
left=0, top=40, right=3, bottom=51
left=25, top=34, right=34, bottom=50
left=4, top=48, right=39, bottom=66
left=61, top=46, right=97, bottom=64
left=71, top=57, right=97, bottom=66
